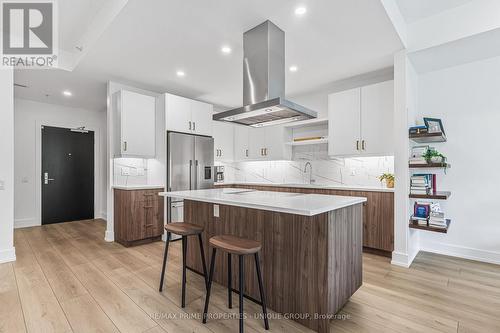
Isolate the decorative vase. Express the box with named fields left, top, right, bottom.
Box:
left=386, top=179, right=394, bottom=188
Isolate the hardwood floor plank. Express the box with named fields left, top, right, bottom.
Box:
left=70, top=262, right=157, bottom=333
left=14, top=262, right=72, bottom=332
left=0, top=263, right=27, bottom=333
left=60, top=294, right=120, bottom=333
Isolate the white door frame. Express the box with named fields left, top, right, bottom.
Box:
left=35, top=120, right=102, bottom=226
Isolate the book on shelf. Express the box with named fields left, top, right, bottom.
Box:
left=409, top=145, right=430, bottom=165
left=409, top=126, right=428, bottom=135
left=410, top=174, right=437, bottom=195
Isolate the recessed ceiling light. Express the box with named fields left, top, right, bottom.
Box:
left=289, top=65, right=298, bottom=72
left=221, top=46, right=232, bottom=54
left=176, top=70, right=185, bottom=77
left=63, top=90, right=72, bottom=96
left=295, top=6, right=307, bottom=16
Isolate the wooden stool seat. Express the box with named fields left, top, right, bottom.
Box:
left=164, top=222, right=204, bottom=236
left=203, top=235, right=269, bottom=332
left=209, top=235, right=262, bottom=255
left=159, top=223, right=208, bottom=308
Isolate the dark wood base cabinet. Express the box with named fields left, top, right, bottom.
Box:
left=217, top=184, right=394, bottom=256
left=114, top=188, right=164, bottom=247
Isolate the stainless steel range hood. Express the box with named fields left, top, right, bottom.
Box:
left=213, top=20, right=317, bottom=127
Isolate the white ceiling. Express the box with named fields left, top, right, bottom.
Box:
left=395, top=0, right=474, bottom=23
left=15, top=0, right=402, bottom=111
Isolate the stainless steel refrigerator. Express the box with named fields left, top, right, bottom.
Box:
left=166, top=132, right=214, bottom=239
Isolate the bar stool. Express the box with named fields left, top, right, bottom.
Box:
left=158, top=223, right=208, bottom=308
left=202, top=235, right=269, bottom=333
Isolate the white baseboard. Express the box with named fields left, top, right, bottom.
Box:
left=391, top=251, right=411, bottom=267
left=420, top=241, right=500, bottom=266
left=14, top=218, right=39, bottom=229
left=0, top=247, right=16, bottom=264
left=105, top=230, right=114, bottom=242
left=100, top=211, right=107, bottom=220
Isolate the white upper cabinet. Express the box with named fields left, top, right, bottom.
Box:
left=248, top=127, right=267, bottom=160
left=164, top=93, right=213, bottom=136
left=328, top=80, right=394, bottom=157
left=264, top=126, right=291, bottom=160
left=114, top=90, right=156, bottom=158
left=165, top=94, right=191, bottom=134
left=232, top=125, right=290, bottom=161
left=234, top=125, right=250, bottom=160
left=190, top=100, right=213, bottom=136
left=213, top=121, right=234, bottom=162
left=328, top=88, right=361, bottom=156
left=360, top=80, right=394, bottom=156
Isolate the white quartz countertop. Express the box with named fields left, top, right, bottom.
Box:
left=215, top=182, right=394, bottom=193
left=113, top=185, right=164, bottom=190
left=159, top=188, right=367, bottom=216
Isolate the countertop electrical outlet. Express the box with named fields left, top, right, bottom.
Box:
left=121, top=167, right=130, bottom=176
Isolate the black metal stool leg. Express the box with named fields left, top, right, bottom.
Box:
left=228, top=253, right=232, bottom=308
left=239, top=255, right=245, bottom=333
left=181, top=235, right=187, bottom=308
left=202, top=248, right=217, bottom=324
left=159, top=232, right=171, bottom=292
left=255, top=252, right=269, bottom=330
left=198, top=234, right=208, bottom=289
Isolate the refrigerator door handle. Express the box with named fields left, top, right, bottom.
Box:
left=189, top=160, right=193, bottom=190
left=195, top=160, right=199, bottom=189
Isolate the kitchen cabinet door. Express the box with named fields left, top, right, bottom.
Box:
left=264, top=126, right=291, bottom=160
left=213, top=121, right=234, bottom=162
left=191, top=100, right=213, bottom=136
left=360, top=80, right=394, bottom=156
left=234, top=125, right=250, bottom=161
left=166, top=94, right=192, bottom=133
left=248, top=127, right=266, bottom=160
left=328, top=88, right=361, bottom=156
left=120, top=90, right=156, bottom=157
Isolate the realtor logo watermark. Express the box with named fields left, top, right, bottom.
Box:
left=1, top=0, right=58, bottom=68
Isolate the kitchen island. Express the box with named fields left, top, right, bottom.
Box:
left=159, top=188, right=366, bottom=333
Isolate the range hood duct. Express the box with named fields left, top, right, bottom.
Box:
left=213, top=20, right=317, bottom=127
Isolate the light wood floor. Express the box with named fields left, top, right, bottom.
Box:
left=1, top=219, right=500, bottom=333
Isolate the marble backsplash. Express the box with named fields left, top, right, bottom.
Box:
left=218, top=154, right=394, bottom=188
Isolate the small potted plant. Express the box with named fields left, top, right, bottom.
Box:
left=424, top=148, right=447, bottom=164
left=379, top=173, right=395, bottom=188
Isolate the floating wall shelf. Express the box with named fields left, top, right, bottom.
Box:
left=409, top=132, right=447, bottom=143
left=409, top=191, right=451, bottom=200
left=409, top=219, right=451, bottom=234
left=409, top=162, right=451, bottom=169
left=285, top=138, right=328, bottom=146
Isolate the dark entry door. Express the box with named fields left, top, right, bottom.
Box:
left=42, top=126, right=94, bottom=224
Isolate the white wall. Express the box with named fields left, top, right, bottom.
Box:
left=0, top=68, right=16, bottom=263
left=14, top=99, right=107, bottom=228
left=415, top=55, right=500, bottom=264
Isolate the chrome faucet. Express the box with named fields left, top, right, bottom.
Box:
left=303, top=162, right=314, bottom=184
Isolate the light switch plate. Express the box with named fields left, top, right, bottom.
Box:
left=213, top=204, right=219, bottom=218
left=121, top=167, right=130, bottom=176
left=0, top=180, right=4, bottom=190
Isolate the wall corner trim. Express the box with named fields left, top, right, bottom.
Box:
left=0, top=247, right=16, bottom=264
left=391, top=251, right=413, bottom=268
left=105, top=230, right=114, bottom=242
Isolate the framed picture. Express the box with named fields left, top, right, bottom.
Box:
left=423, top=117, right=445, bottom=135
